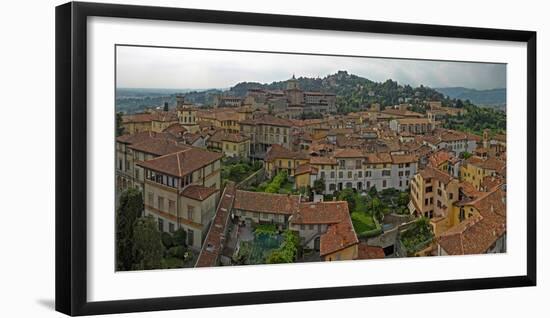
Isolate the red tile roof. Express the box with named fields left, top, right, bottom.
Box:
left=291, top=201, right=349, bottom=225
left=391, top=154, right=417, bottom=164
left=438, top=187, right=506, bottom=255
left=137, top=148, right=222, bottom=177
left=334, top=148, right=364, bottom=158
left=265, top=144, right=309, bottom=162
left=355, top=243, right=385, bottom=260
left=233, top=190, right=300, bottom=215
left=320, top=215, right=358, bottom=257
left=195, top=183, right=236, bottom=267
left=209, top=130, right=250, bottom=143
left=309, top=156, right=337, bottom=165
left=294, top=163, right=318, bottom=176
left=181, top=185, right=219, bottom=201
left=129, top=138, right=190, bottom=156
left=365, top=152, right=392, bottom=164
left=116, top=131, right=176, bottom=145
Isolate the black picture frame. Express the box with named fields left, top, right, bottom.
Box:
left=55, top=1, right=537, bottom=316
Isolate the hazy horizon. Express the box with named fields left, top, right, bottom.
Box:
left=116, top=46, right=507, bottom=91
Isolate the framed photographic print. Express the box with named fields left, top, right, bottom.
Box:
left=55, top=1, right=536, bottom=316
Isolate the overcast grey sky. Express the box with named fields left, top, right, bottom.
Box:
left=116, top=46, right=506, bottom=90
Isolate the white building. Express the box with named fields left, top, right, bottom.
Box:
left=309, top=149, right=418, bottom=194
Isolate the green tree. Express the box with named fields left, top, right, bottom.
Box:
left=397, top=192, right=410, bottom=207
left=265, top=170, right=288, bottom=193
left=172, top=228, right=187, bottom=247
left=370, top=197, right=384, bottom=222
left=337, top=188, right=356, bottom=212
left=266, top=230, right=300, bottom=264
left=161, top=232, right=174, bottom=249
left=132, top=216, right=164, bottom=270
left=115, top=112, right=125, bottom=136
left=116, top=187, right=143, bottom=271
left=312, top=178, right=325, bottom=194
left=368, top=186, right=378, bottom=198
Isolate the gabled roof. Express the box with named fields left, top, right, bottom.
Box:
left=182, top=185, right=219, bottom=201
left=233, top=190, right=300, bottom=215
left=137, top=148, right=222, bottom=177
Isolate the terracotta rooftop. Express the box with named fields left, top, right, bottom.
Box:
left=122, top=113, right=153, bottom=124
left=320, top=214, right=359, bottom=257
left=265, top=144, right=309, bottom=162
left=365, top=152, right=392, bottom=164
left=309, top=156, right=337, bottom=165
left=418, top=166, right=453, bottom=184
left=150, top=111, right=178, bottom=122
left=128, top=138, right=190, bottom=156
left=137, top=148, right=222, bottom=177
left=438, top=187, right=506, bottom=255
left=428, top=149, right=453, bottom=167
left=209, top=130, right=250, bottom=143
left=162, top=123, right=187, bottom=136
left=233, top=190, right=300, bottom=215
left=294, top=163, right=318, bottom=176
left=355, top=243, right=385, bottom=260
left=116, top=131, right=176, bottom=145
left=334, top=148, right=365, bottom=158
left=391, top=154, right=417, bottom=164
left=181, top=185, right=219, bottom=201
left=195, top=183, right=236, bottom=267
left=291, top=201, right=349, bottom=225
left=465, top=156, right=506, bottom=171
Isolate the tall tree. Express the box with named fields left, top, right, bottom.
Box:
left=132, top=216, right=164, bottom=270
left=337, top=188, right=356, bottom=212
left=312, top=179, right=325, bottom=194
left=115, top=112, right=125, bottom=136
left=116, top=187, right=143, bottom=270
left=370, top=197, right=384, bottom=222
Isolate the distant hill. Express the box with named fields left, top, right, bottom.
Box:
left=225, top=71, right=451, bottom=114
left=434, top=87, right=506, bottom=109
left=116, top=72, right=500, bottom=115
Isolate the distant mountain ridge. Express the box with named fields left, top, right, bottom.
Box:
left=434, top=87, right=506, bottom=108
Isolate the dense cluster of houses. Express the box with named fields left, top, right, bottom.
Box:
left=116, top=76, right=507, bottom=266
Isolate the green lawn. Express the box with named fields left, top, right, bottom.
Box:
left=351, top=211, right=377, bottom=233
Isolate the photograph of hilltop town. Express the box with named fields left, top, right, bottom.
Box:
left=115, top=46, right=507, bottom=271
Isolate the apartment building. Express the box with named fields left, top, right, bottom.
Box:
left=389, top=118, right=434, bottom=135
left=240, top=115, right=293, bottom=159
left=460, top=156, right=506, bottom=190
left=137, top=148, right=223, bottom=250
left=307, top=150, right=417, bottom=194
left=408, top=166, right=460, bottom=236
left=115, top=131, right=180, bottom=191
left=207, top=130, right=251, bottom=159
